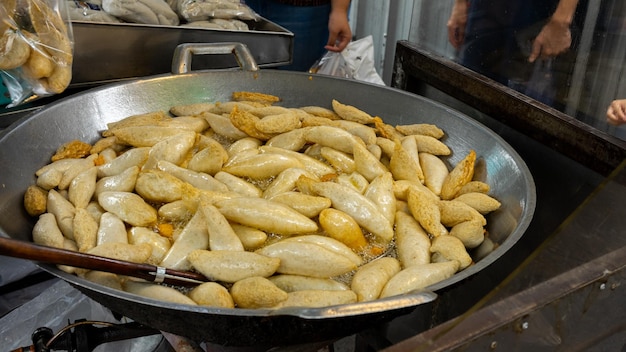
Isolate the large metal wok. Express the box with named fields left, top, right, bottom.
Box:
left=0, top=44, right=535, bottom=347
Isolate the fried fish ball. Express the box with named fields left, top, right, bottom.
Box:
left=269, top=274, right=350, bottom=292
left=266, top=127, right=310, bottom=151
left=128, top=227, right=172, bottom=264
left=395, top=211, right=431, bottom=268
left=96, top=212, right=128, bottom=245
left=51, top=140, right=92, bottom=162
left=255, top=113, right=301, bottom=134
left=105, top=111, right=172, bottom=136
left=450, top=219, right=485, bottom=249
left=453, top=192, right=501, bottom=214
left=379, top=261, right=459, bottom=298
left=353, top=142, right=387, bottom=182
left=334, top=120, right=377, bottom=145
left=143, top=131, right=197, bottom=170
left=231, top=91, right=280, bottom=104
left=304, top=125, right=359, bottom=154
left=68, top=167, right=97, bottom=209
left=188, top=249, right=280, bottom=283
left=200, top=202, right=244, bottom=251
left=331, top=99, right=376, bottom=124
left=23, top=46, right=54, bottom=79
left=215, top=197, right=318, bottom=235
left=82, top=271, right=122, bottom=291
left=223, top=152, right=304, bottom=180
left=395, top=123, right=445, bottom=139
left=299, top=106, right=340, bottom=120
left=124, top=281, right=197, bottom=306
left=87, top=242, right=153, bottom=264
left=213, top=171, right=262, bottom=198
left=318, top=208, right=367, bottom=251
left=43, top=63, right=72, bottom=94
left=47, top=189, right=76, bottom=240
left=280, top=235, right=362, bottom=267
left=320, top=146, right=356, bottom=174
left=364, top=172, right=396, bottom=225
left=32, top=213, right=65, bottom=248
left=24, top=185, right=48, bottom=217
left=262, top=168, right=316, bottom=199
left=268, top=191, right=331, bottom=218
left=419, top=152, right=449, bottom=196
left=170, top=102, right=216, bottom=117
left=273, top=289, right=357, bottom=308
left=135, top=169, right=197, bottom=203
left=159, top=210, right=209, bottom=271
left=0, top=29, right=31, bottom=70
left=188, top=282, right=235, bottom=308
left=200, top=111, right=249, bottom=140
left=439, top=200, right=486, bottom=227
left=440, top=150, right=476, bottom=200
left=412, top=135, right=451, bottom=156
left=311, top=181, right=394, bottom=244
left=351, top=257, right=401, bottom=302
left=97, top=148, right=150, bottom=178
left=98, top=191, right=158, bottom=227
left=58, top=155, right=97, bottom=190
left=36, top=168, right=63, bottom=190
left=256, top=240, right=357, bottom=278
left=95, top=166, right=140, bottom=196
left=430, top=235, right=473, bottom=270
left=230, top=224, right=268, bottom=251
left=73, top=208, right=98, bottom=252
left=230, top=276, right=288, bottom=309
left=389, top=141, right=422, bottom=185
left=457, top=180, right=491, bottom=196
left=157, top=160, right=228, bottom=193
left=187, top=137, right=229, bottom=176
left=261, top=146, right=335, bottom=178
left=407, top=187, right=447, bottom=238
left=229, top=106, right=274, bottom=140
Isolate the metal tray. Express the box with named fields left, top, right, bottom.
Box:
left=69, top=18, right=293, bottom=87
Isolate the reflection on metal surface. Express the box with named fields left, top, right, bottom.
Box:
left=383, top=246, right=626, bottom=352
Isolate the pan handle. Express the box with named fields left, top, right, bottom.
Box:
left=0, top=236, right=209, bottom=286
left=171, top=42, right=259, bottom=75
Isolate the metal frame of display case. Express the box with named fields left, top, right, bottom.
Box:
left=382, top=40, right=626, bottom=351
left=391, top=40, right=626, bottom=177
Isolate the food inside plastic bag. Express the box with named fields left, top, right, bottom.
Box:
left=63, top=1, right=122, bottom=23
left=0, top=0, right=74, bottom=107
left=174, top=0, right=258, bottom=22
left=102, top=0, right=180, bottom=26
left=309, top=35, right=385, bottom=86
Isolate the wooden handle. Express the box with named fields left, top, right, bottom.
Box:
left=0, top=237, right=208, bottom=286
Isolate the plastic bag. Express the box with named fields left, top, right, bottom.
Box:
left=309, top=35, right=385, bottom=86
left=0, top=0, right=74, bottom=107
left=102, top=0, right=179, bottom=26
left=174, top=0, right=259, bottom=23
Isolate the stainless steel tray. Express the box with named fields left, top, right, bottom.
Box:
left=70, top=18, right=293, bottom=87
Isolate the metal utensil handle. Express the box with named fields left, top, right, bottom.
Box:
left=0, top=236, right=208, bottom=286
left=171, top=42, right=259, bottom=75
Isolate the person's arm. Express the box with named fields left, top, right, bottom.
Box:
left=447, top=0, right=469, bottom=49
left=325, top=0, right=352, bottom=52
left=607, top=99, right=626, bottom=126
left=528, top=0, right=579, bottom=62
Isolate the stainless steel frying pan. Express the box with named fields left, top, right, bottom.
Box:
left=0, top=43, right=535, bottom=347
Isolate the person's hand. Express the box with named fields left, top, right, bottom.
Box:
left=528, top=19, right=572, bottom=62
left=447, top=0, right=468, bottom=49
left=325, top=8, right=352, bottom=52
left=606, top=99, right=626, bottom=126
